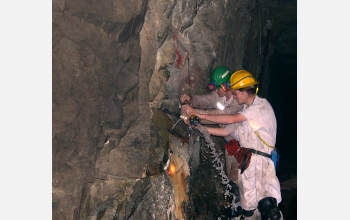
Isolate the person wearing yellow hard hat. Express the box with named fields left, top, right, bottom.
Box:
left=190, top=70, right=283, bottom=220
left=180, top=65, right=243, bottom=184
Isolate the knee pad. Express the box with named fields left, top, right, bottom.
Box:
left=258, top=197, right=281, bottom=220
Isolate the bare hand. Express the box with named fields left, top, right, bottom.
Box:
left=183, top=117, right=190, bottom=126
left=181, top=105, right=196, bottom=116
left=180, top=94, right=191, bottom=104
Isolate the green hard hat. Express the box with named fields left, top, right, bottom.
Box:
left=210, top=66, right=232, bottom=88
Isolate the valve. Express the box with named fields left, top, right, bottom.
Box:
left=189, top=114, right=200, bottom=127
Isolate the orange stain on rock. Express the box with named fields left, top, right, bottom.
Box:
left=168, top=154, right=189, bottom=219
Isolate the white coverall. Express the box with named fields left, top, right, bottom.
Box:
left=189, top=91, right=243, bottom=182
left=225, top=96, right=283, bottom=219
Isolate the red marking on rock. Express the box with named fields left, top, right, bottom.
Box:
left=175, top=49, right=183, bottom=68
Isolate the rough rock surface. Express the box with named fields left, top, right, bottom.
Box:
left=52, top=0, right=296, bottom=219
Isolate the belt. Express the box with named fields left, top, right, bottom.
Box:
left=241, top=149, right=271, bottom=174
left=248, top=149, right=271, bottom=159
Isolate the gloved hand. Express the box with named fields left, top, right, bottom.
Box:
left=224, top=139, right=240, bottom=156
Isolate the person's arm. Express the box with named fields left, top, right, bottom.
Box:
left=218, top=100, right=243, bottom=115
left=205, top=127, right=230, bottom=137
left=195, top=103, right=242, bottom=115
left=181, top=105, right=226, bottom=125
left=189, top=91, right=219, bottom=109
left=193, top=112, right=247, bottom=124
left=189, top=94, right=243, bottom=115
left=181, top=102, right=243, bottom=116
left=181, top=105, right=197, bottom=116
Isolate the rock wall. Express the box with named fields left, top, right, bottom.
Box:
left=52, top=0, right=296, bottom=219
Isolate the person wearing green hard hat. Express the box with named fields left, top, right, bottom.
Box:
left=180, top=65, right=242, bottom=114
left=190, top=69, right=283, bottom=220
left=180, top=65, right=243, bottom=184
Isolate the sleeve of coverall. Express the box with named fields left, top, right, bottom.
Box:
left=196, top=98, right=244, bottom=115
left=224, top=123, right=240, bottom=140
left=190, top=91, right=220, bottom=109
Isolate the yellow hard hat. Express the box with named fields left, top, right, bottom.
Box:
left=230, top=70, right=258, bottom=90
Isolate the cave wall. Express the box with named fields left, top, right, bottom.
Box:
left=52, top=0, right=150, bottom=218
left=52, top=0, right=296, bottom=219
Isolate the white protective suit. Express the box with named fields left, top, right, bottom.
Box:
left=190, top=91, right=243, bottom=183
left=190, top=91, right=243, bottom=121
left=225, top=96, right=282, bottom=219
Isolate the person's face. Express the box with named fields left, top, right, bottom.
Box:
left=215, top=87, right=227, bottom=97
left=232, top=89, right=247, bottom=105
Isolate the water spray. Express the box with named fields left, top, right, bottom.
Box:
left=188, top=122, right=240, bottom=216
